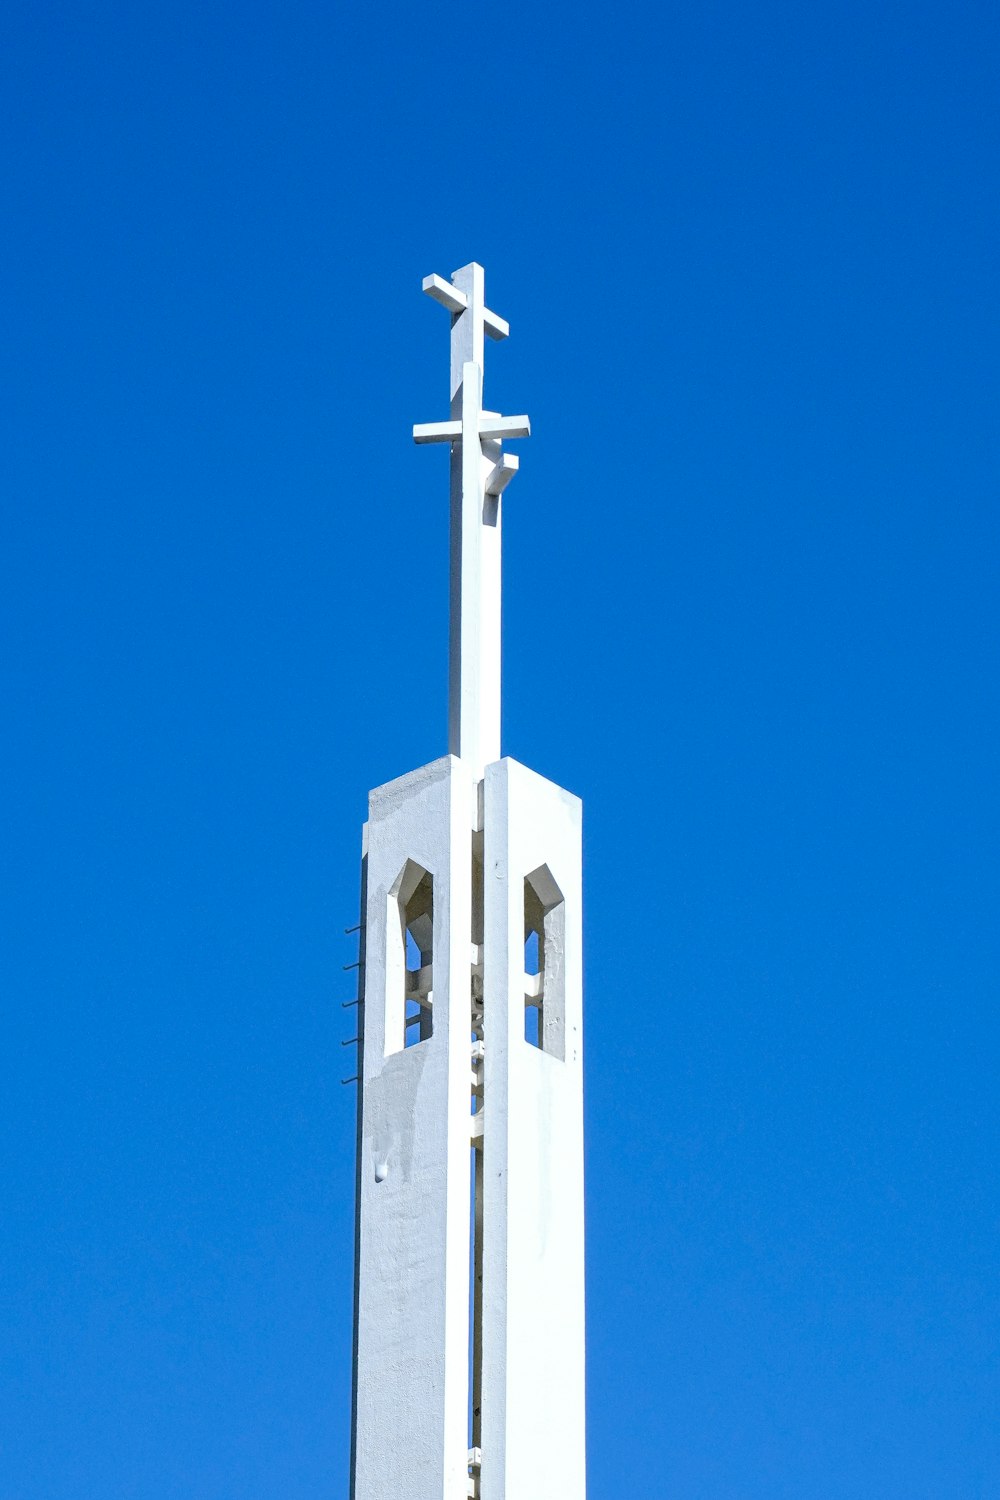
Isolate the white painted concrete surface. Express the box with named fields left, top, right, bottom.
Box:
left=480, top=758, right=586, bottom=1500
left=353, top=758, right=475, bottom=1500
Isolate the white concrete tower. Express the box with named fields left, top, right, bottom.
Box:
left=350, top=265, right=586, bottom=1500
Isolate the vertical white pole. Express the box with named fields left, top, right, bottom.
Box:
left=448, top=262, right=501, bottom=775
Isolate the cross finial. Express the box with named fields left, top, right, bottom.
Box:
left=413, top=263, right=531, bottom=776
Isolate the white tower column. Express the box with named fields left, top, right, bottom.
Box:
left=448, top=263, right=493, bottom=773
left=480, top=759, right=585, bottom=1500
left=351, top=264, right=585, bottom=1500
left=352, top=759, right=474, bottom=1500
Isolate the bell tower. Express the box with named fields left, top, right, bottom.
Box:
left=350, top=265, right=586, bottom=1500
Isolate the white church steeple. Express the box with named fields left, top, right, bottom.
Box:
left=350, top=264, right=586, bottom=1500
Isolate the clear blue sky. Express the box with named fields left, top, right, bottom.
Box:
left=1, top=1, right=997, bottom=1495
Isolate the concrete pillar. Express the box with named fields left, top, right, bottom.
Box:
left=480, top=758, right=586, bottom=1500
left=352, top=757, right=475, bottom=1500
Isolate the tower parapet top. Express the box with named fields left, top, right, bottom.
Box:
left=413, top=263, right=531, bottom=777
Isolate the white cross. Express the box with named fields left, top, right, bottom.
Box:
left=413, top=263, right=531, bottom=775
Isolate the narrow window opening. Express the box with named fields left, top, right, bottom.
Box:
left=399, top=864, right=433, bottom=1049
left=471, top=833, right=485, bottom=1048
left=469, top=832, right=485, bottom=1462
left=523, top=865, right=566, bottom=1058
left=524, top=878, right=545, bottom=1049
left=404, top=928, right=423, bottom=1045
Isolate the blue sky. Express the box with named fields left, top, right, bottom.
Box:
left=1, top=0, right=998, bottom=1495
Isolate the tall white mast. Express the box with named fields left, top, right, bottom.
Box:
left=351, top=264, right=586, bottom=1500
left=413, top=264, right=529, bottom=775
